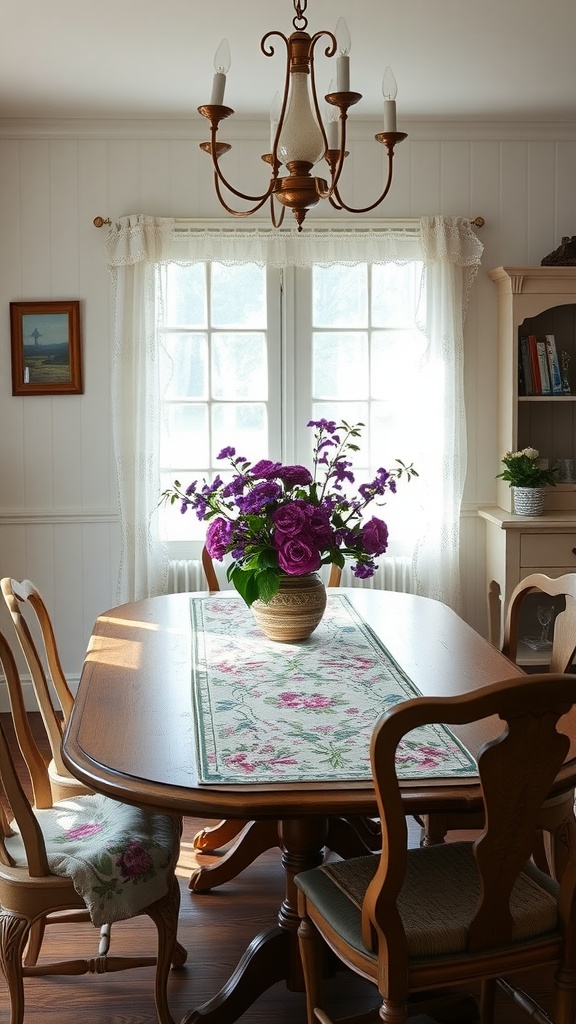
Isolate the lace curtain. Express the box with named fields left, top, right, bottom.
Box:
left=106, top=216, right=482, bottom=609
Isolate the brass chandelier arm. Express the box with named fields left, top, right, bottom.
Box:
left=212, top=167, right=274, bottom=219
left=318, top=106, right=354, bottom=202
left=308, top=30, right=337, bottom=158
left=269, top=196, right=287, bottom=228
left=200, top=118, right=277, bottom=207
left=328, top=134, right=407, bottom=215
left=262, top=31, right=290, bottom=166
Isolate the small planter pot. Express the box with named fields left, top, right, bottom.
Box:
left=512, top=486, right=547, bottom=516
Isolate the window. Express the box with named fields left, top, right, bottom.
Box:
left=107, top=215, right=482, bottom=607
left=159, top=258, right=424, bottom=558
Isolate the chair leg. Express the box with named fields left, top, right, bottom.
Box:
left=378, top=1001, right=409, bottom=1023
left=147, top=876, right=186, bottom=1024
left=23, top=917, right=45, bottom=967
left=297, top=913, right=326, bottom=1024
left=0, top=910, right=29, bottom=1024
left=554, top=965, right=576, bottom=1024
left=479, top=978, right=497, bottom=1024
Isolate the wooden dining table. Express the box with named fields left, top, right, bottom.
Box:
left=62, top=589, right=576, bottom=1024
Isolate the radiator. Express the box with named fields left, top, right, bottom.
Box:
left=167, top=558, right=206, bottom=593
left=167, top=555, right=414, bottom=595
left=339, top=556, right=415, bottom=593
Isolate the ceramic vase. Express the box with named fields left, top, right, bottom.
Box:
left=512, top=486, right=546, bottom=516
left=251, top=572, right=327, bottom=642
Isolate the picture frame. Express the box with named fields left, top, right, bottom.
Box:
left=9, top=300, right=83, bottom=396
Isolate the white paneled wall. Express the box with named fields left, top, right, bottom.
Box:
left=1, top=116, right=576, bottom=702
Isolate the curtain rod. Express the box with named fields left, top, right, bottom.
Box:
left=93, top=215, right=485, bottom=229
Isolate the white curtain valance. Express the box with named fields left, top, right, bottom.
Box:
left=105, top=215, right=481, bottom=270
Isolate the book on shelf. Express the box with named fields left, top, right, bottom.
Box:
left=519, top=336, right=534, bottom=395
left=536, top=340, right=552, bottom=395
left=545, top=334, right=563, bottom=395
left=528, top=335, right=542, bottom=394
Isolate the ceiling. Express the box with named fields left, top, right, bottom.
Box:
left=1, top=0, right=575, bottom=123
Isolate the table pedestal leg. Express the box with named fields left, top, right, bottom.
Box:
left=181, top=816, right=328, bottom=1024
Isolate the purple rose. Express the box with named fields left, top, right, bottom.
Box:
left=271, top=502, right=309, bottom=536
left=276, top=465, right=313, bottom=487
left=275, top=537, right=322, bottom=575
left=306, top=504, right=335, bottom=547
left=205, top=517, right=233, bottom=560
left=361, top=517, right=389, bottom=556
left=116, top=840, right=153, bottom=881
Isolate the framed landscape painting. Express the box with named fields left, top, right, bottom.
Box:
left=9, top=300, right=83, bottom=396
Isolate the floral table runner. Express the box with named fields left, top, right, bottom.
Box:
left=190, top=594, right=477, bottom=785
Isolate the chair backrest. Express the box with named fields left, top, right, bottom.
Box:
left=327, top=563, right=342, bottom=588
left=502, top=571, right=576, bottom=672
left=1, top=577, right=74, bottom=786
left=366, top=672, right=576, bottom=973
left=201, top=545, right=221, bottom=591
left=202, top=546, right=342, bottom=591
left=0, top=627, right=53, bottom=875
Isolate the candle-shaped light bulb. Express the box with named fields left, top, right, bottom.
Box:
left=326, top=79, right=339, bottom=150
left=335, top=18, right=351, bottom=92
left=269, top=91, right=281, bottom=153
left=210, top=38, right=231, bottom=104
left=382, top=66, right=398, bottom=132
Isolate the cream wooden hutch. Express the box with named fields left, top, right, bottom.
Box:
left=479, top=266, right=576, bottom=655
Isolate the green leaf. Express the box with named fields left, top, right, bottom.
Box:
left=255, top=568, right=280, bottom=603
left=227, top=565, right=255, bottom=605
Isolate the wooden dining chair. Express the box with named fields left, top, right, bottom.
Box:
left=502, top=571, right=576, bottom=672
left=0, top=625, right=187, bottom=1024
left=1, top=577, right=89, bottom=805
left=422, top=571, right=576, bottom=859
left=190, top=554, right=365, bottom=893
left=296, top=672, right=576, bottom=1024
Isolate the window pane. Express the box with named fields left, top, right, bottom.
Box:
left=313, top=265, right=367, bottom=327
left=161, top=404, right=209, bottom=469
left=212, top=403, right=268, bottom=463
left=164, top=264, right=207, bottom=326
left=371, top=329, right=426, bottom=399
left=312, top=333, right=368, bottom=399
left=160, top=333, right=208, bottom=399
left=372, top=262, right=423, bottom=327
left=211, top=263, right=267, bottom=328
left=212, top=333, right=268, bottom=399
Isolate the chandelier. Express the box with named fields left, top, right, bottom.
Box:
left=198, top=0, right=407, bottom=231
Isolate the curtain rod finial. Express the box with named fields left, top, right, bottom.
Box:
left=93, top=216, right=111, bottom=228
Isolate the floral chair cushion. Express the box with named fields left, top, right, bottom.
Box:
left=7, top=793, right=180, bottom=926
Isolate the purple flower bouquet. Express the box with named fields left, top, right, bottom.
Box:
left=162, top=420, right=416, bottom=607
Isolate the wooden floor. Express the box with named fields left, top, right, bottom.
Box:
left=0, top=713, right=558, bottom=1024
